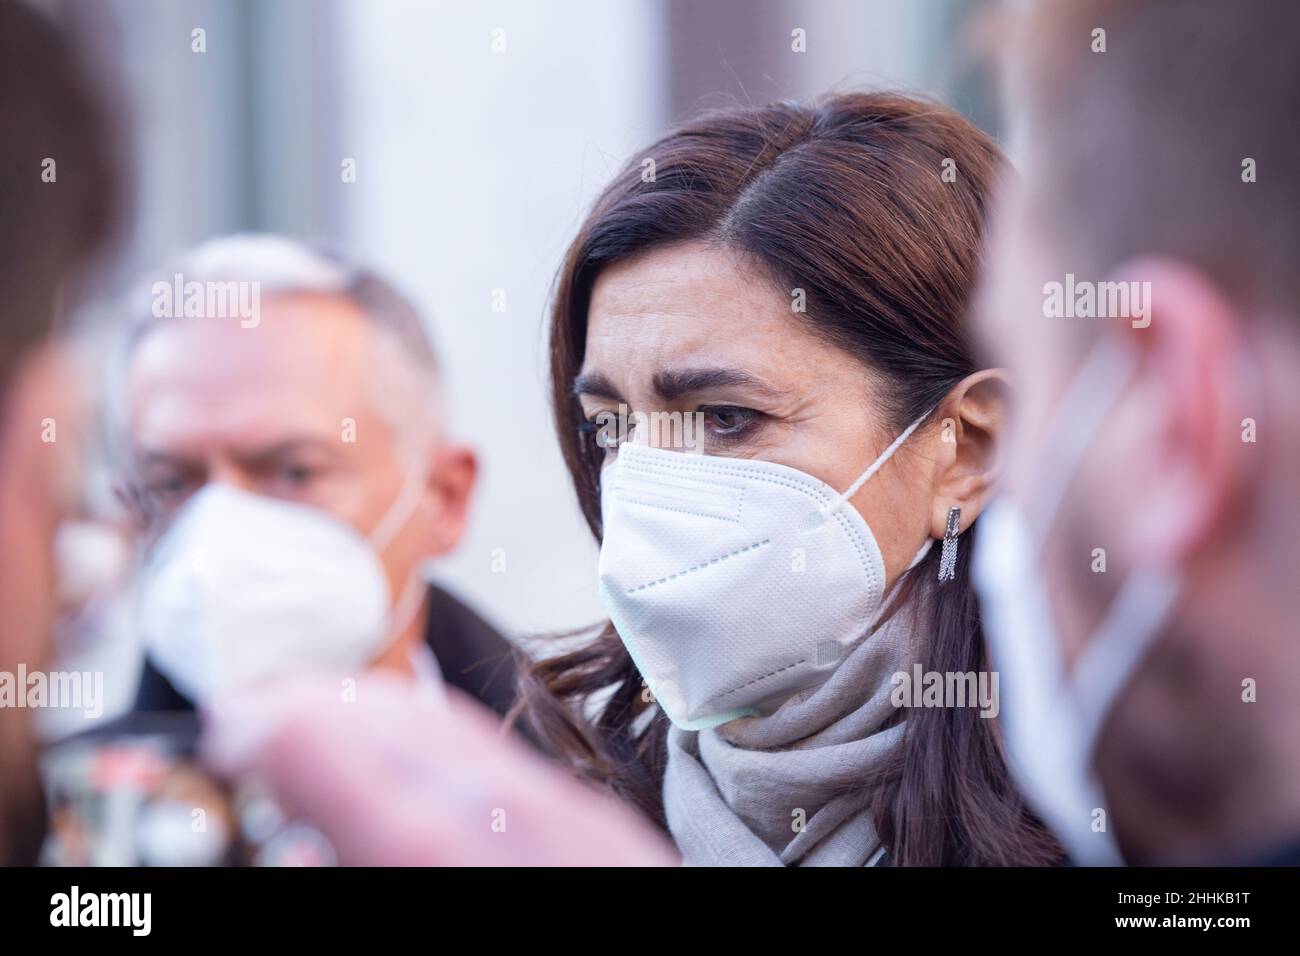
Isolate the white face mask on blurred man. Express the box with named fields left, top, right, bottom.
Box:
left=137, top=475, right=430, bottom=704
left=114, top=237, right=510, bottom=712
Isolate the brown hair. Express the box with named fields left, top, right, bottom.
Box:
left=0, top=0, right=122, bottom=395
left=0, top=0, right=122, bottom=867
left=515, top=91, right=1061, bottom=866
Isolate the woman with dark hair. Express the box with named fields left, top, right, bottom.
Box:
left=515, top=91, right=1062, bottom=866
left=210, top=91, right=1061, bottom=869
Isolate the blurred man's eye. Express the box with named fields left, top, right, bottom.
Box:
left=129, top=472, right=198, bottom=530
left=270, top=463, right=322, bottom=491
left=144, top=474, right=194, bottom=503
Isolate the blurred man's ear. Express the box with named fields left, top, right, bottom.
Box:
left=929, top=369, right=1009, bottom=538
left=422, top=443, right=477, bottom=555
left=1094, top=259, right=1253, bottom=571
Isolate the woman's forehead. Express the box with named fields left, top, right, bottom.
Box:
left=583, top=244, right=854, bottom=391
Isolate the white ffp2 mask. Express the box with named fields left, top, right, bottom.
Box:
left=137, top=477, right=426, bottom=704
left=597, top=412, right=933, bottom=730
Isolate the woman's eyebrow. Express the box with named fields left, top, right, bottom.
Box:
left=651, top=366, right=784, bottom=401
left=573, top=365, right=786, bottom=401
left=572, top=370, right=620, bottom=399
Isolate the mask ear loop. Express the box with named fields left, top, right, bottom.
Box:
left=1026, top=336, right=1138, bottom=551
left=368, top=448, right=435, bottom=555
left=1071, top=566, right=1180, bottom=746
left=817, top=407, right=936, bottom=522
left=364, top=440, right=451, bottom=703
left=1016, top=336, right=1179, bottom=809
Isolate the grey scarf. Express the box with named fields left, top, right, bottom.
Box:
left=663, top=600, right=921, bottom=866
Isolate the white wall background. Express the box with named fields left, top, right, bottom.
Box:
left=330, top=0, right=669, bottom=637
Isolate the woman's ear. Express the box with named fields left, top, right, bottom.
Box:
left=928, top=369, right=1010, bottom=539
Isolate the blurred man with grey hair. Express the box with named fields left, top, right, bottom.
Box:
left=113, top=234, right=519, bottom=719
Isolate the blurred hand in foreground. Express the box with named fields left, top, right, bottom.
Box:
left=200, top=675, right=679, bottom=866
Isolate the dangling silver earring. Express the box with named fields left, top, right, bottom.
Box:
left=938, top=506, right=961, bottom=582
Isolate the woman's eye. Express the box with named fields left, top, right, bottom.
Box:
left=580, top=406, right=761, bottom=453
left=579, top=411, right=625, bottom=451
left=700, top=405, right=759, bottom=439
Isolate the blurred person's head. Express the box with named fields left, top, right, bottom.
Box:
left=113, top=236, right=476, bottom=687
left=0, top=0, right=121, bottom=864
left=525, top=92, right=1062, bottom=866
left=975, top=0, right=1300, bottom=864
